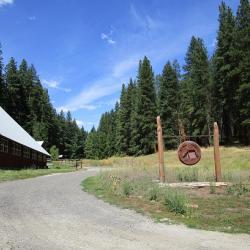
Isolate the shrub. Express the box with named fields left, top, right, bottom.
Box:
left=226, top=183, right=249, bottom=197
left=163, top=188, right=188, bottom=214
left=147, top=185, right=161, bottom=201
left=122, top=181, right=133, bottom=196
left=209, top=182, right=216, bottom=194
left=50, top=145, right=59, bottom=161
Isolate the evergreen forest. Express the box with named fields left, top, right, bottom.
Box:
left=0, top=0, right=249, bottom=159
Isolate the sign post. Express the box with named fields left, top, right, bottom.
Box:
left=157, top=116, right=165, bottom=183
left=213, top=122, right=222, bottom=182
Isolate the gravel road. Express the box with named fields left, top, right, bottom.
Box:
left=0, top=168, right=249, bottom=250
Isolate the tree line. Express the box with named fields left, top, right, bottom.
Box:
left=85, top=0, right=250, bottom=159
left=0, top=0, right=248, bottom=160
left=0, top=52, right=87, bottom=159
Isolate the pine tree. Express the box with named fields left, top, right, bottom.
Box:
left=126, top=79, right=137, bottom=153
left=98, top=110, right=117, bottom=157
left=159, top=61, right=180, bottom=148
left=57, top=110, right=67, bottom=155
left=85, top=127, right=96, bottom=159
left=77, top=126, right=87, bottom=158
left=235, top=0, right=250, bottom=144
left=154, top=74, right=161, bottom=113
left=18, top=59, right=33, bottom=131
left=5, top=57, right=23, bottom=124
left=116, top=84, right=130, bottom=155
left=132, top=57, right=157, bottom=155
left=213, top=2, right=238, bottom=143
left=106, top=109, right=117, bottom=156
left=129, top=82, right=140, bottom=155
left=180, top=37, right=212, bottom=145
left=98, top=112, right=110, bottom=157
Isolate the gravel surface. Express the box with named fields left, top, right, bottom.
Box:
left=0, top=168, right=249, bottom=250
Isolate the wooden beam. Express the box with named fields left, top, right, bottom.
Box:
left=157, top=116, right=165, bottom=183
left=213, top=122, right=222, bottom=182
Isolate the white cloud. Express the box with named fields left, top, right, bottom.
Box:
left=76, top=120, right=84, bottom=127
left=43, top=79, right=59, bottom=88
left=101, top=31, right=116, bottom=45
left=130, top=4, right=161, bottom=31
left=83, top=121, right=99, bottom=131
left=28, top=16, right=36, bottom=21
left=0, top=0, right=14, bottom=7
left=56, top=104, right=96, bottom=113
left=211, top=38, right=217, bottom=47
left=42, top=79, right=71, bottom=92
left=57, top=78, right=120, bottom=112
left=112, top=57, right=138, bottom=78
left=58, top=55, right=138, bottom=112
left=58, top=3, right=217, bottom=118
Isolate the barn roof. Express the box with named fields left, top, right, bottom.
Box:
left=0, top=107, right=50, bottom=156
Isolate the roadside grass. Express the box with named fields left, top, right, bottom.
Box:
left=82, top=147, right=250, bottom=183
left=0, top=161, right=75, bottom=182
left=82, top=147, right=250, bottom=234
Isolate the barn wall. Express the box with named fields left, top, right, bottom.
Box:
left=0, top=136, right=47, bottom=169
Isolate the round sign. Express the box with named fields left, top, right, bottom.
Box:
left=177, top=141, right=201, bottom=165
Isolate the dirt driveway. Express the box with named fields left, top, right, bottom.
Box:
left=0, top=168, right=249, bottom=250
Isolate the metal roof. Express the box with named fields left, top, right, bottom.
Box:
left=0, top=107, right=50, bottom=156
left=36, top=141, right=44, bottom=146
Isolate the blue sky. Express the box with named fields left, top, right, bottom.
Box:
left=0, top=0, right=239, bottom=130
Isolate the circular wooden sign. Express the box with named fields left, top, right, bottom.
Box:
left=177, top=141, right=201, bottom=165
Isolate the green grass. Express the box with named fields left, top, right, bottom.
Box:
left=0, top=161, right=75, bottom=182
left=82, top=146, right=250, bottom=183
left=82, top=147, right=250, bottom=234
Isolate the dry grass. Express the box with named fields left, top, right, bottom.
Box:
left=83, top=147, right=250, bottom=183
left=82, top=147, right=250, bottom=234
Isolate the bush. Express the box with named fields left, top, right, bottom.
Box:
left=209, top=182, right=216, bottom=194
left=122, top=181, right=133, bottom=196
left=50, top=145, right=59, bottom=161
left=147, top=185, right=161, bottom=201
left=163, top=188, right=188, bottom=214
left=226, top=183, right=249, bottom=197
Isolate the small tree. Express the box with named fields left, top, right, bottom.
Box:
left=50, top=145, right=59, bottom=161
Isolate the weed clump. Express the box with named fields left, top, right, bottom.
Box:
left=147, top=185, right=161, bottom=201
left=122, top=181, right=133, bottom=196
left=163, top=188, right=188, bottom=214
left=226, top=183, right=249, bottom=196
left=209, top=182, right=216, bottom=194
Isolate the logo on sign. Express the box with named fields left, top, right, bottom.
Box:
left=177, top=141, right=201, bottom=165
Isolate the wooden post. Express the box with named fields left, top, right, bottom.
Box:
left=213, top=122, right=222, bottom=182
left=157, top=116, right=165, bottom=183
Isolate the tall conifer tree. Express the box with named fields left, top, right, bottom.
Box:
left=235, top=0, right=250, bottom=144
left=213, top=2, right=237, bottom=143
left=5, top=57, right=23, bottom=124
left=180, top=37, right=211, bottom=144
left=133, top=57, right=157, bottom=155
left=159, top=61, right=180, bottom=148
left=116, top=84, right=130, bottom=155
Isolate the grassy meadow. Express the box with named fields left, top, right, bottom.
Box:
left=83, top=147, right=250, bottom=234
left=0, top=161, right=76, bottom=182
